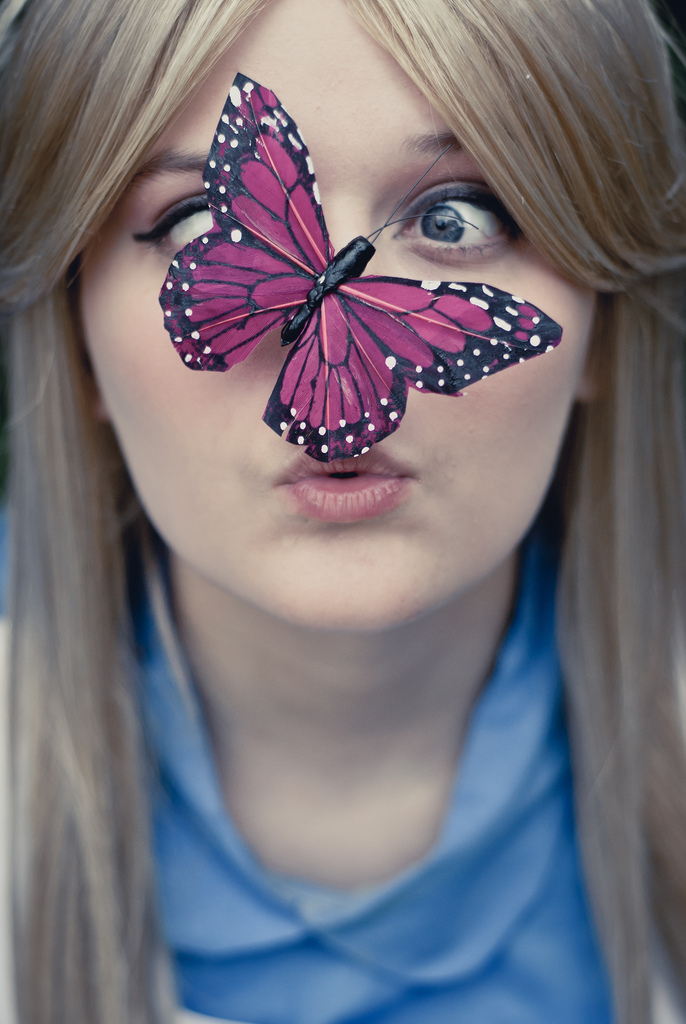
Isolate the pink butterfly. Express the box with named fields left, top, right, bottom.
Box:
left=160, top=73, right=562, bottom=462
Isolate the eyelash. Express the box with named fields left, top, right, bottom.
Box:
left=133, top=195, right=210, bottom=245
left=133, top=185, right=520, bottom=250
left=395, top=185, right=520, bottom=245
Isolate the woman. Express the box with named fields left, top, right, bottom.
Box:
left=1, top=0, right=685, bottom=1022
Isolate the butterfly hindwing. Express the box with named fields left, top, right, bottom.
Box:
left=263, top=280, right=561, bottom=461
left=264, top=293, right=410, bottom=461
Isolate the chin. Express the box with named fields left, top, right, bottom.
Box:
left=243, top=571, right=451, bottom=634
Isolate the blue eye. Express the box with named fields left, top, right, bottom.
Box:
left=421, top=203, right=468, bottom=242
left=419, top=200, right=502, bottom=246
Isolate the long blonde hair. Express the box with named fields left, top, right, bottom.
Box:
left=1, top=0, right=685, bottom=1021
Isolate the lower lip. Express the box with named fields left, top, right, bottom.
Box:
left=280, top=474, right=412, bottom=522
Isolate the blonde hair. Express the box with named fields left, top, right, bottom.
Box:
left=1, top=0, right=685, bottom=1022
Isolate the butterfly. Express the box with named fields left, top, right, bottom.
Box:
left=159, top=73, right=563, bottom=462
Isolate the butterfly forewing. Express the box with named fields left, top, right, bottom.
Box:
left=160, top=74, right=332, bottom=370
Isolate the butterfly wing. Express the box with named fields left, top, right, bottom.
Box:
left=159, top=72, right=562, bottom=463
left=263, top=294, right=408, bottom=461
left=160, top=73, right=333, bottom=370
left=264, top=278, right=562, bottom=461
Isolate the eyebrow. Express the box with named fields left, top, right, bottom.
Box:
left=132, top=130, right=461, bottom=187
left=405, top=130, right=462, bottom=156
left=130, top=149, right=208, bottom=185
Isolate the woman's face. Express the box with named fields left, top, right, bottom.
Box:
left=81, top=0, right=594, bottom=632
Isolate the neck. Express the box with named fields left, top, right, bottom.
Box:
left=171, top=551, right=517, bottom=887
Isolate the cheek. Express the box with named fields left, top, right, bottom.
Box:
left=79, top=239, right=285, bottom=517
left=408, top=281, right=593, bottom=529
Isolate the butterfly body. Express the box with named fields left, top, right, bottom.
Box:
left=160, top=73, right=563, bottom=462
left=281, top=235, right=376, bottom=347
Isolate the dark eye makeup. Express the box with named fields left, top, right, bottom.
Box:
left=133, top=195, right=210, bottom=245
left=397, top=184, right=521, bottom=245
left=132, top=183, right=520, bottom=253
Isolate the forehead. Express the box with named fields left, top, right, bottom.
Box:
left=154, top=0, right=452, bottom=187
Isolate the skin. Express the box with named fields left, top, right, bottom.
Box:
left=81, top=0, right=595, bottom=886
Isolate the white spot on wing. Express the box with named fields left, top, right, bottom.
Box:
left=470, top=297, right=489, bottom=309
left=493, top=317, right=511, bottom=331
left=288, top=132, right=303, bottom=151
left=231, top=229, right=242, bottom=242
left=230, top=86, right=242, bottom=108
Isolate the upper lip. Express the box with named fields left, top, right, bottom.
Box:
left=276, top=446, right=416, bottom=485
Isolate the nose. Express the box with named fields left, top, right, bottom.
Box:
left=316, top=188, right=377, bottom=258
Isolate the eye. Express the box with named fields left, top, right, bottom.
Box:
left=419, top=200, right=503, bottom=246
left=168, top=207, right=214, bottom=248
left=133, top=196, right=213, bottom=248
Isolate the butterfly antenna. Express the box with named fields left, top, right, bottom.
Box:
left=367, top=143, right=452, bottom=245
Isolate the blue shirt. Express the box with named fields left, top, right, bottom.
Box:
left=139, top=536, right=613, bottom=1024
